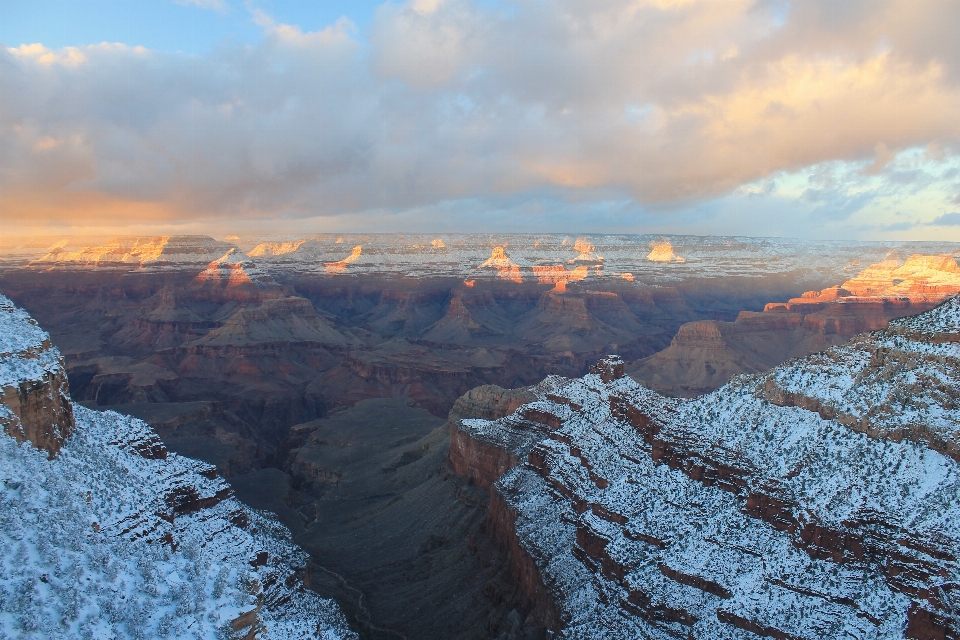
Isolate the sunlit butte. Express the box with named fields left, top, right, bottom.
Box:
left=1, top=0, right=959, bottom=240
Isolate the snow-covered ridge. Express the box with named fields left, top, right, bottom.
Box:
left=763, top=295, right=960, bottom=460
left=458, top=303, right=960, bottom=638
left=0, top=295, right=355, bottom=639
left=0, top=296, right=60, bottom=388
left=889, top=293, right=960, bottom=338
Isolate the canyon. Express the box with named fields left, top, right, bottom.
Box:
left=454, top=296, right=960, bottom=638
left=630, top=253, right=960, bottom=396
left=0, top=294, right=354, bottom=639
left=1, top=234, right=858, bottom=477
left=1, top=234, right=958, bottom=638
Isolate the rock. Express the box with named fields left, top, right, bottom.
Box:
left=589, top=355, right=625, bottom=383
left=447, top=384, right=540, bottom=489
left=0, top=296, right=75, bottom=456
left=30, top=235, right=237, bottom=269
left=631, top=254, right=960, bottom=397
left=0, top=295, right=355, bottom=638
left=457, top=298, right=960, bottom=638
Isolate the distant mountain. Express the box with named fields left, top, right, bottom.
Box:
left=28, top=235, right=238, bottom=270
left=0, top=295, right=355, bottom=639
left=451, top=297, right=960, bottom=638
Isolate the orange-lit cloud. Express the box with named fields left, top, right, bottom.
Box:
left=2, top=0, right=960, bottom=238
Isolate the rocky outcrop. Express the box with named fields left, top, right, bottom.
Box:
left=447, top=384, right=541, bottom=424
left=445, top=379, right=568, bottom=631
left=631, top=254, right=960, bottom=397
left=192, top=249, right=286, bottom=303
left=0, top=295, right=355, bottom=639
left=1, top=368, right=74, bottom=457
left=447, top=384, right=542, bottom=489
left=478, top=246, right=524, bottom=283
left=842, top=254, right=960, bottom=297
left=459, top=298, right=960, bottom=638
left=0, top=296, right=75, bottom=455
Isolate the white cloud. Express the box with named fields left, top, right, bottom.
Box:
left=2, top=0, right=960, bottom=239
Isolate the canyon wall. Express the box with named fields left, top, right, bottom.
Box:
left=0, top=296, right=75, bottom=455
left=0, top=294, right=355, bottom=638
left=454, top=301, right=960, bottom=638
left=631, top=253, right=960, bottom=397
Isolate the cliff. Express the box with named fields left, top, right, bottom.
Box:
left=446, top=377, right=568, bottom=631
left=447, top=383, right=543, bottom=489
left=30, top=235, right=238, bottom=269
left=457, top=301, right=960, bottom=638
left=631, top=254, right=960, bottom=397
left=0, top=294, right=355, bottom=639
left=0, top=296, right=74, bottom=455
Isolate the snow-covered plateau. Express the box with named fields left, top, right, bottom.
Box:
left=0, top=294, right=355, bottom=639
left=456, top=298, right=960, bottom=639
left=4, top=234, right=960, bottom=284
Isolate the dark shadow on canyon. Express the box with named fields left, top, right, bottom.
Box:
left=0, top=269, right=837, bottom=638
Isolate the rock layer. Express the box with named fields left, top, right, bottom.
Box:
left=0, top=296, right=75, bottom=455
left=455, top=298, right=960, bottom=638
left=631, top=254, right=960, bottom=397
left=0, top=294, right=355, bottom=638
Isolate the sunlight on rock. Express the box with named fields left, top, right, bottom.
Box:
left=324, top=245, right=363, bottom=274
left=647, top=238, right=685, bottom=263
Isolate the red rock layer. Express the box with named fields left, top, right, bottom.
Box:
left=1, top=367, right=75, bottom=456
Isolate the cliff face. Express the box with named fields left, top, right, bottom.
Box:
left=446, top=377, right=568, bottom=632
left=631, top=254, right=960, bottom=397
left=0, top=294, right=355, bottom=639
left=457, top=301, right=960, bottom=639
left=0, top=296, right=75, bottom=455
left=448, top=384, right=541, bottom=489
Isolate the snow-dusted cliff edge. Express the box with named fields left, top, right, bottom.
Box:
left=453, top=299, right=960, bottom=639
left=0, top=294, right=354, bottom=639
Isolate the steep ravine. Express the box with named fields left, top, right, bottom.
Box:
left=228, top=393, right=554, bottom=639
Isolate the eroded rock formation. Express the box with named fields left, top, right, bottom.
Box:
left=632, top=254, right=960, bottom=396
left=0, top=294, right=355, bottom=638
left=451, top=301, right=960, bottom=638
left=0, top=296, right=74, bottom=455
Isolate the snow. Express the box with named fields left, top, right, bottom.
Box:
left=890, top=293, right=960, bottom=336
left=763, top=295, right=960, bottom=457
left=6, top=234, right=959, bottom=285
left=0, top=295, right=355, bottom=639
left=0, top=411, right=356, bottom=639
left=460, top=298, right=960, bottom=638
left=0, top=297, right=63, bottom=390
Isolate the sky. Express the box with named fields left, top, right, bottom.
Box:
left=2, top=0, right=960, bottom=240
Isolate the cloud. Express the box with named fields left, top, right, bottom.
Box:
left=932, top=212, right=960, bottom=226
left=2, top=0, right=960, bottom=235
left=882, top=221, right=917, bottom=231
